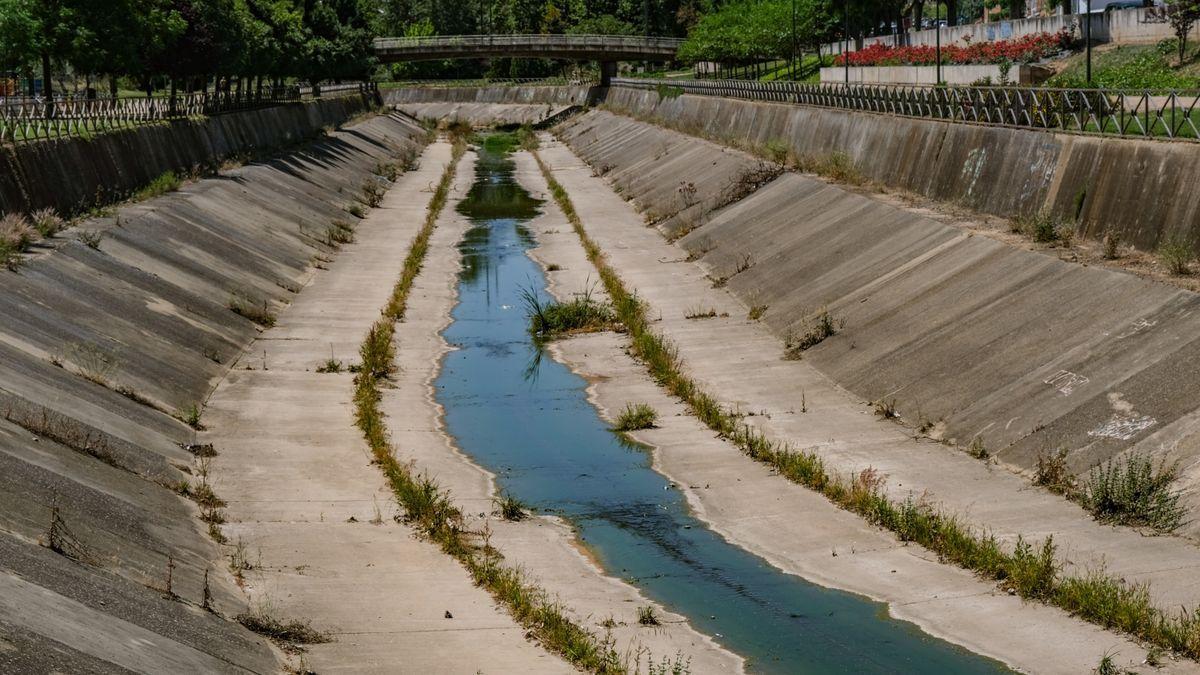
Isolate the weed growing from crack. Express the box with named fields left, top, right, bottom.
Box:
left=784, top=309, right=842, bottom=357
left=1157, top=237, right=1195, bottom=276
left=494, top=491, right=528, bottom=522
left=228, top=291, right=276, bottom=327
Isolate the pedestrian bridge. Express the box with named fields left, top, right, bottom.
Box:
left=373, top=34, right=682, bottom=83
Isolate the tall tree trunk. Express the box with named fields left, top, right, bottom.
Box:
left=110, top=74, right=118, bottom=99
left=948, top=0, right=959, bottom=25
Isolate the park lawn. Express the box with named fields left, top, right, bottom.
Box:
left=1045, top=40, right=1200, bottom=90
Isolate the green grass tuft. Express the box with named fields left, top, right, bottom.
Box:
left=520, top=285, right=615, bottom=339
left=134, top=171, right=182, bottom=202
left=614, top=403, right=658, bottom=431
left=1157, top=238, right=1195, bottom=276
left=494, top=491, right=528, bottom=522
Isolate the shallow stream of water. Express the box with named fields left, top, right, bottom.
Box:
left=435, top=136, right=1009, bottom=673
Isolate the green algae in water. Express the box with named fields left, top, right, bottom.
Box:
left=437, top=136, right=1012, bottom=674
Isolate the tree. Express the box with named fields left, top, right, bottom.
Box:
left=679, top=0, right=833, bottom=64
left=565, top=14, right=638, bottom=35
left=1168, top=0, right=1200, bottom=64
left=0, top=0, right=38, bottom=93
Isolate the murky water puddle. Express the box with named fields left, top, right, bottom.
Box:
left=435, top=135, right=1009, bottom=673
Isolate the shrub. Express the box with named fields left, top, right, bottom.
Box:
left=1080, top=453, right=1184, bottom=532
left=516, top=124, right=540, bottom=151
left=326, top=220, right=355, bottom=246
left=614, top=403, right=658, bottom=431
left=637, top=605, right=660, bottom=626
left=237, top=609, right=329, bottom=645
left=228, top=291, right=276, bottom=327
left=30, top=208, right=64, bottom=237
left=761, top=139, right=790, bottom=164
left=494, top=491, right=528, bottom=521
left=835, top=30, right=1074, bottom=67
left=1157, top=238, right=1195, bottom=275
left=0, top=239, right=20, bottom=270
left=1013, top=211, right=1066, bottom=243
left=77, top=230, right=103, bottom=249
left=1102, top=229, right=1122, bottom=260
left=1034, top=449, right=1075, bottom=495
left=1, top=213, right=36, bottom=251
left=360, top=178, right=386, bottom=207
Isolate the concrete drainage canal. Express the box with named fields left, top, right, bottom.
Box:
left=436, top=133, right=1009, bottom=673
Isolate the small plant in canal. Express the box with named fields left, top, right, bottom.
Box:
left=316, top=358, right=343, bottom=373
left=636, top=605, right=660, bottom=626
left=614, top=403, right=658, bottom=431
left=1033, top=449, right=1074, bottom=495
left=228, top=290, right=276, bottom=327
left=520, top=283, right=615, bottom=339
left=783, top=308, right=842, bottom=358
left=494, top=491, right=528, bottom=522
left=237, top=604, right=330, bottom=647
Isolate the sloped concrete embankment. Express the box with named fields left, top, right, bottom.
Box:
left=0, top=111, right=428, bottom=672
left=0, top=94, right=376, bottom=218
left=535, top=124, right=1200, bottom=666
left=598, top=86, right=1200, bottom=252
left=557, top=109, right=1200, bottom=522
left=523, top=137, right=1162, bottom=674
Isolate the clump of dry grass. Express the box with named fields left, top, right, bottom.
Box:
left=1, top=213, right=36, bottom=269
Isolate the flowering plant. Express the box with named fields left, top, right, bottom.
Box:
left=834, top=30, right=1074, bottom=67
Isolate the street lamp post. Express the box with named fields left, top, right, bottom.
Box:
left=935, top=2, right=942, bottom=85
left=792, top=0, right=798, bottom=80
left=844, top=0, right=850, bottom=83
left=1085, top=0, right=1093, bottom=84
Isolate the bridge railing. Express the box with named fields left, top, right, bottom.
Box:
left=373, top=34, right=683, bottom=53
left=612, top=78, right=1200, bottom=141
left=1, top=82, right=375, bottom=144
left=380, top=77, right=598, bottom=89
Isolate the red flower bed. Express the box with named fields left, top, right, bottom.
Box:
left=835, top=30, right=1074, bottom=67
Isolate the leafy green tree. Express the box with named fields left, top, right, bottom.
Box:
left=566, top=14, right=638, bottom=35
left=680, top=0, right=831, bottom=64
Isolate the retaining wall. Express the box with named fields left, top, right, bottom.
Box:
left=599, top=86, right=1200, bottom=252
left=382, top=84, right=597, bottom=106
left=556, top=110, right=1200, bottom=511
left=0, top=111, right=429, bottom=671
left=822, top=7, right=1170, bottom=54
left=819, top=63, right=1051, bottom=85
left=0, top=94, right=376, bottom=218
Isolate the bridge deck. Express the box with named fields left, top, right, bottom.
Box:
left=373, top=34, right=682, bottom=63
